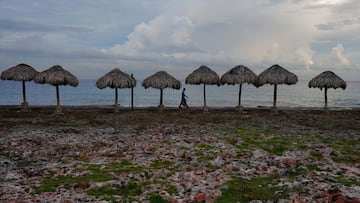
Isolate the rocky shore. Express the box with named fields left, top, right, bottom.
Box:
left=0, top=107, right=359, bottom=202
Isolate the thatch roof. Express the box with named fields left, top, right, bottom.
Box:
left=308, top=71, right=346, bottom=90
left=142, top=71, right=181, bottom=90
left=96, top=68, right=136, bottom=89
left=257, top=64, right=298, bottom=86
left=1, top=63, right=38, bottom=81
left=185, top=65, right=220, bottom=85
left=221, top=65, right=257, bottom=85
left=34, top=65, right=78, bottom=87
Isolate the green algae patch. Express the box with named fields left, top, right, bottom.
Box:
left=35, top=175, right=76, bottom=193
left=215, top=174, right=288, bottom=203
left=330, top=140, right=360, bottom=164
left=151, top=160, right=174, bottom=169
left=149, top=193, right=171, bottom=203
left=197, top=143, right=215, bottom=150
left=219, top=126, right=359, bottom=158
left=334, top=175, right=360, bottom=187
left=108, top=159, right=145, bottom=174
left=35, top=163, right=113, bottom=193
left=231, top=126, right=291, bottom=156
left=86, top=181, right=142, bottom=201
left=34, top=160, right=143, bottom=194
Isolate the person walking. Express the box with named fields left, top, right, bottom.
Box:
left=179, top=88, right=189, bottom=108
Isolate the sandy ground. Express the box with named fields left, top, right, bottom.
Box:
left=0, top=106, right=359, bottom=202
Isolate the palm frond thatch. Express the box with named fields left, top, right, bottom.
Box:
left=96, top=68, right=136, bottom=89
left=257, top=64, right=297, bottom=86
left=142, top=71, right=181, bottom=107
left=308, top=71, right=346, bottom=90
left=142, top=71, right=181, bottom=90
left=185, top=65, right=220, bottom=85
left=221, top=65, right=257, bottom=109
left=34, top=65, right=78, bottom=87
left=308, top=71, right=346, bottom=110
left=221, top=65, right=257, bottom=85
left=1, top=63, right=38, bottom=81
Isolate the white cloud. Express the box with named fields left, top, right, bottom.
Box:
left=102, top=0, right=323, bottom=73
left=331, top=44, right=350, bottom=65
left=0, top=0, right=359, bottom=80
left=295, top=47, right=314, bottom=70
left=103, top=15, right=196, bottom=56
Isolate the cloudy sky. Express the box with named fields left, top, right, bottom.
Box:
left=0, top=0, right=359, bottom=80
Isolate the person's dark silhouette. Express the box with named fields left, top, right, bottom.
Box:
left=179, top=88, right=189, bottom=108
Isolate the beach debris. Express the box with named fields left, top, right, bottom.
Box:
left=0, top=110, right=359, bottom=202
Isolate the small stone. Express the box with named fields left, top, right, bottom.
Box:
left=193, top=192, right=206, bottom=202
left=191, top=186, right=202, bottom=193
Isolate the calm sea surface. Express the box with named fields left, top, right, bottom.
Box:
left=0, top=80, right=359, bottom=108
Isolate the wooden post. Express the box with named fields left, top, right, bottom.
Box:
left=203, top=83, right=206, bottom=107
left=114, top=87, right=119, bottom=113
left=160, top=89, right=163, bottom=106
left=22, top=80, right=26, bottom=104
left=273, top=84, right=277, bottom=109
left=55, top=85, right=62, bottom=113
left=324, top=87, right=328, bottom=109
left=238, top=83, right=242, bottom=107
left=131, top=74, right=134, bottom=111
left=236, top=83, right=243, bottom=112
left=115, top=88, right=118, bottom=106
left=21, top=80, right=28, bottom=110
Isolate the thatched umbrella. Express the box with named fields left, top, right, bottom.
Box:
left=185, top=65, right=220, bottom=110
left=34, top=65, right=78, bottom=113
left=221, top=65, right=257, bottom=110
left=1, top=63, right=38, bottom=111
left=308, top=71, right=346, bottom=109
left=257, top=64, right=298, bottom=110
left=142, top=71, right=181, bottom=108
left=96, top=68, right=136, bottom=112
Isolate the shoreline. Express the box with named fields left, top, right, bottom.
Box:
left=1, top=104, right=360, bottom=113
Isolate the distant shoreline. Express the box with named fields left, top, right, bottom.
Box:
left=1, top=105, right=359, bottom=113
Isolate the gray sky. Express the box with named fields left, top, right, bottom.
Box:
left=0, top=0, right=359, bottom=80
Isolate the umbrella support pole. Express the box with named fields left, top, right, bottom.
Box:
left=160, top=89, right=163, bottom=106
left=21, top=80, right=29, bottom=111
left=236, top=84, right=243, bottom=112
left=55, top=85, right=62, bottom=114
left=159, top=89, right=164, bottom=112
left=203, top=84, right=208, bottom=112
left=131, top=87, right=134, bottom=111
left=272, top=85, right=278, bottom=113
left=114, top=88, right=119, bottom=113
left=324, top=87, right=329, bottom=113
left=131, top=73, right=134, bottom=111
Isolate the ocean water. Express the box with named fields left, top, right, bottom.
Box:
left=0, top=79, right=359, bottom=108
